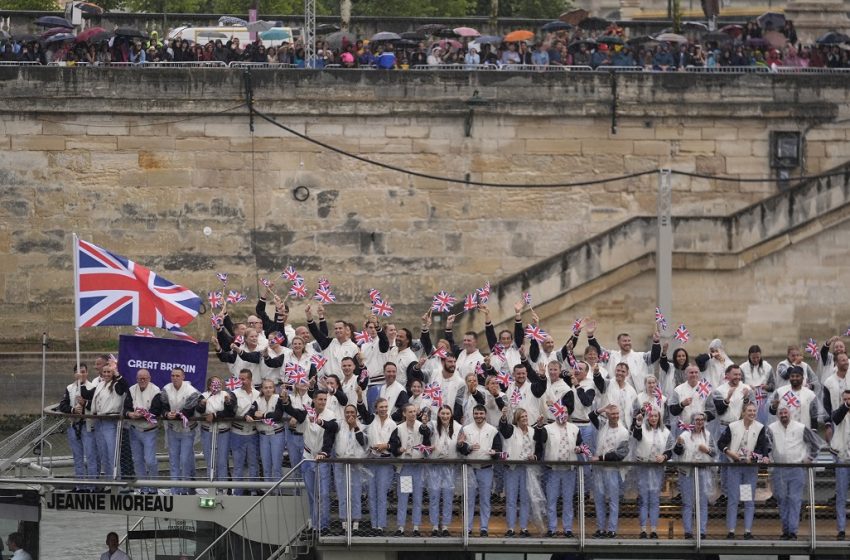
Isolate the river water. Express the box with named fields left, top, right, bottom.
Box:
left=39, top=509, right=139, bottom=559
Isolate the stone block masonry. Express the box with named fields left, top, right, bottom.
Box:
left=0, top=67, right=849, bottom=353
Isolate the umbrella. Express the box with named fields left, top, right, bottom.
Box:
left=578, top=17, right=610, bottom=31
left=681, top=21, right=709, bottom=31
left=745, top=37, right=770, bottom=48
left=246, top=20, right=274, bottom=32
left=35, top=16, right=74, bottom=29
left=13, top=32, right=37, bottom=42
left=719, top=24, right=743, bottom=38
left=627, top=35, right=659, bottom=47
left=75, top=26, right=109, bottom=42
left=757, top=12, right=786, bottom=30
left=75, top=2, right=104, bottom=14
left=763, top=30, right=788, bottom=48
left=432, top=28, right=460, bottom=38
left=816, top=31, right=850, bottom=44
left=218, top=16, right=248, bottom=26
left=541, top=20, right=573, bottom=32
left=44, top=33, right=76, bottom=43
left=568, top=39, right=596, bottom=53
left=702, top=31, right=733, bottom=44
left=654, top=32, right=689, bottom=44
left=400, top=31, right=426, bottom=41
left=437, top=38, right=463, bottom=50
left=596, top=35, right=624, bottom=45
left=40, top=27, right=71, bottom=39
left=326, top=30, right=356, bottom=50
left=198, top=30, right=228, bottom=39
left=475, top=35, right=503, bottom=45
left=114, top=27, right=149, bottom=39
left=503, top=30, right=534, bottom=42
left=416, top=23, right=446, bottom=34
left=396, top=39, right=418, bottom=48
left=453, top=26, right=480, bottom=37
left=371, top=31, right=401, bottom=42
left=560, top=9, right=588, bottom=26
left=316, top=23, right=340, bottom=34
left=260, top=28, right=291, bottom=41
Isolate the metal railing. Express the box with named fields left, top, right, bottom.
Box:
left=316, top=457, right=848, bottom=553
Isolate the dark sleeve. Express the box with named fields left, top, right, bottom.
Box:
left=529, top=338, right=540, bottom=363
left=180, top=392, right=200, bottom=417
left=717, top=425, right=732, bottom=452
left=823, top=387, right=833, bottom=420
left=218, top=395, right=235, bottom=419
left=308, top=320, right=331, bottom=350
left=256, top=298, right=274, bottom=334
left=695, top=353, right=710, bottom=372
left=391, top=407, right=404, bottom=423
left=217, top=325, right=233, bottom=349
left=124, top=392, right=135, bottom=416
left=494, top=395, right=506, bottom=410
left=649, top=342, right=662, bottom=363
left=407, top=362, right=424, bottom=388
left=714, top=393, right=730, bottom=416
left=395, top=390, right=409, bottom=409
left=490, top=431, right=503, bottom=457
left=673, top=440, right=685, bottom=456
left=219, top=350, right=237, bottom=364
left=561, top=390, right=575, bottom=415
left=320, top=421, right=338, bottom=455
left=587, top=336, right=602, bottom=355
left=114, top=376, right=129, bottom=396
left=58, top=388, right=73, bottom=413
left=318, top=318, right=329, bottom=336
left=453, top=400, right=464, bottom=423
left=357, top=401, right=374, bottom=424
left=472, top=390, right=485, bottom=406
left=631, top=424, right=643, bottom=441
left=354, top=430, right=366, bottom=446
left=267, top=399, right=285, bottom=421
left=222, top=314, right=235, bottom=338
left=265, top=353, right=285, bottom=368
left=593, top=372, right=606, bottom=393
left=498, top=417, right=515, bottom=439
left=659, top=354, right=671, bottom=373
left=810, top=398, right=820, bottom=430
left=246, top=402, right=259, bottom=418
left=534, top=426, right=547, bottom=460
left=820, top=343, right=831, bottom=365
left=420, top=329, right=434, bottom=355
left=589, top=409, right=601, bottom=429
left=832, top=403, right=850, bottom=425
left=457, top=439, right=472, bottom=455
left=388, top=428, right=402, bottom=456
left=576, top=386, right=595, bottom=407
left=335, top=391, right=348, bottom=407
left=445, top=330, right=461, bottom=357
left=238, top=351, right=262, bottom=364
left=514, top=320, right=524, bottom=348
left=484, top=323, right=497, bottom=349
left=528, top=363, right=548, bottom=398
left=378, top=327, right=390, bottom=353
left=668, top=400, right=685, bottom=417
left=754, top=426, right=770, bottom=457
left=283, top=400, right=307, bottom=423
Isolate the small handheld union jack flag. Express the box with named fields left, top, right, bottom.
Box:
left=233, top=335, right=244, bottom=346
left=135, top=407, right=158, bottom=425
left=510, top=388, right=523, bottom=405
left=782, top=390, right=801, bottom=408
left=578, top=442, right=592, bottom=458
left=216, top=272, right=228, bottom=285
left=269, top=332, right=286, bottom=346
left=368, top=288, right=382, bottom=302
left=677, top=419, right=695, bottom=432
left=674, top=324, right=690, bottom=344
left=304, top=404, right=317, bottom=421
left=208, top=291, right=223, bottom=309
left=696, top=379, right=712, bottom=399
left=226, top=290, right=244, bottom=304
left=281, top=266, right=299, bottom=282
left=655, top=307, right=668, bottom=331
left=413, top=443, right=433, bottom=457
left=549, top=401, right=568, bottom=422
left=430, top=346, right=448, bottom=359
left=317, top=277, right=331, bottom=289
left=210, top=315, right=223, bottom=329
left=359, top=367, right=369, bottom=383
left=805, top=338, right=818, bottom=359
left=524, top=324, right=547, bottom=343
left=225, top=376, right=241, bottom=391
left=261, top=278, right=274, bottom=291
left=495, top=370, right=513, bottom=387
left=522, top=292, right=532, bottom=306
left=289, top=281, right=308, bottom=299
left=844, top=327, right=850, bottom=337
left=566, top=350, right=578, bottom=370
left=314, top=286, right=337, bottom=304
left=311, top=354, right=328, bottom=372
left=475, top=362, right=485, bottom=376
left=491, top=343, right=506, bottom=360
left=654, top=386, right=664, bottom=405
left=572, top=318, right=583, bottom=335
left=476, top=281, right=491, bottom=304
left=599, top=350, right=610, bottom=363
left=463, top=293, right=478, bottom=312
left=432, top=291, right=456, bottom=313
left=262, top=418, right=275, bottom=426
left=134, top=327, right=155, bottom=337
left=423, top=382, right=443, bottom=400
left=354, top=330, right=373, bottom=346
left=371, top=298, right=394, bottom=317
left=285, top=363, right=308, bottom=385
left=495, top=450, right=509, bottom=460
left=754, top=386, right=767, bottom=404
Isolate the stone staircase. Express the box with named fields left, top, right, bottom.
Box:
left=455, top=165, right=850, bottom=336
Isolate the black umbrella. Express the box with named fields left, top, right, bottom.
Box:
left=370, top=31, right=401, bottom=42
left=416, top=23, right=445, bottom=34
left=325, top=30, right=356, bottom=50
left=627, top=35, right=658, bottom=46
left=745, top=37, right=770, bottom=48
left=597, top=35, right=624, bottom=45
left=756, top=11, right=786, bottom=30
left=34, top=16, right=74, bottom=29
left=681, top=21, right=709, bottom=31
left=13, top=32, right=37, bottom=43
left=76, top=2, right=104, bottom=14
left=114, top=27, right=149, bottom=39
left=816, top=31, right=850, bottom=45
left=44, top=32, right=76, bottom=43
left=316, top=23, right=340, bottom=34
left=432, top=28, right=460, bottom=38
left=568, top=39, right=596, bottom=53
left=218, top=16, right=248, bottom=26
left=578, top=16, right=609, bottom=31
left=475, top=35, right=503, bottom=45
left=400, top=31, right=427, bottom=41
left=396, top=39, right=418, bottom=48
left=541, top=20, right=573, bottom=32
left=702, top=31, right=733, bottom=44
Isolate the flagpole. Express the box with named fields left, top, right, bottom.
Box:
left=73, top=233, right=81, bottom=384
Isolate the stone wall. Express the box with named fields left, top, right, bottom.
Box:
left=1, top=68, right=849, bottom=354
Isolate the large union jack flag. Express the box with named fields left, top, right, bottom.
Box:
left=75, top=237, right=200, bottom=329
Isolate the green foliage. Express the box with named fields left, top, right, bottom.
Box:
left=353, top=0, right=474, bottom=18
left=501, top=0, right=571, bottom=18
left=122, top=0, right=206, bottom=12
left=211, top=0, right=335, bottom=15
left=2, top=0, right=61, bottom=10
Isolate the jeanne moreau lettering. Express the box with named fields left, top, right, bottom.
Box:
left=46, top=492, right=174, bottom=512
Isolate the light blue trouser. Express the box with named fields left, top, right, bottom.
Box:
left=837, top=462, right=850, bottom=532
left=95, top=419, right=118, bottom=480
left=397, top=464, right=424, bottom=528
left=367, top=385, right=381, bottom=413
left=81, top=424, right=99, bottom=484
left=576, top=423, right=596, bottom=487
left=368, top=463, right=394, bottom=529
left=230, top=432, right=260, bottom=495
left=774, top=467, right=805, bottom=535
left=679, top=468, right=710, bottom=535
left=200, top=429, right=230, bottom=481
left=67, top=422, right=88, bottom=479
left=544, top=467, right=576, bottom=532
left=428, top=465, right=456, bottom=528
left=593, top=467, right=621, bottom=532
left=167, top=429, right=196, bottom=495
left=467, top=466, right=494, bottom=531
left=130, top=427, right=158, bottom=491
left=726, top=465, right=758, bottom=532
left=333, top=463, right=363, bottom=521
left=259, top=431, right=285, bottom=482
left=302, top=460, right=332, bottom=529
left=638, top=466, right=664, bottom=530
left=286, top=431, right=304, bottom=472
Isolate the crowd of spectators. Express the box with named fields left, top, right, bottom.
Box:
left=3, top=16, right=850, bottom=70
